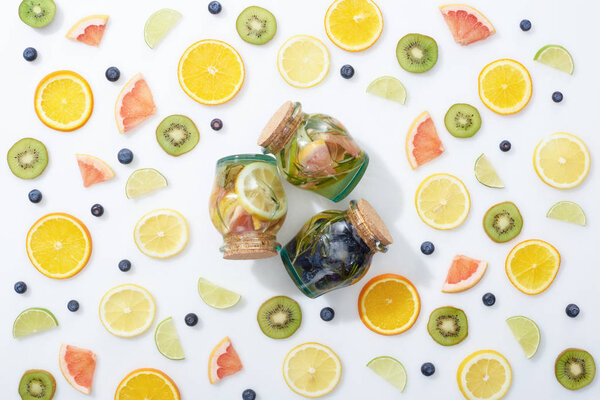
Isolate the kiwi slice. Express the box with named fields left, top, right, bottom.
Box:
left=427, top=306, right=468, bottom=346
left=483, top=202, right=523, bottom=243
left=7, top=138, right=48, bottom=179
left=19, top=0, right=56, bottom=28
left=396, top=33, right=438, bottom=73
left=19, top=370, right=56, bottom=400
left=156, top=115, right=200, bottom=156
left=444, top=104, right=482, bottom=138
left=555, top=348, right=596, bottom=390
left=236, top=6, right=277, bottom=45
left=257, top=296, right=301, bottom=339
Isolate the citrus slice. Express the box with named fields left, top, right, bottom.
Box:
left=406, top=111, right=444, bottom=169
left=235, top=162, right=287, bottom=220
left=533, top=132, right=590, bottom=189
left=178, top=40, right=244, bottom=105
left=475, top=154, right=504, bottom=188
left=546, top=201, right=586, bottom=226
left=66, top=15, right=109, bottom=46
left=115, top=368, right=180, bottom=400
left=442, top=255, right=488, bottom=293
left=457, top=350, right=512, bottom=400
left=367, top=356, right=407, bottom=392
left=415, top=173, right=470, bottom=230
left=76, top=154, right=115, bottom=188
left=208, top=337, right=243, bottom=384
left=34, top=70, right=93, bottom=131
left=198, top=277, right=241, bottom=309
left=13, top=308, right=58, bottom=338
left=324, top=0, right=383, bottom=52
left=506, top=316, right=540, bottom=358
left=144, top=9, right=181, bottom=49
left=440, top=4, right=495, bottom=45
left=366, top=76, right=406, bottom=104
left=478, top=59, right=532, bottom=115
left=296, top=139, right=336, bottom=176
left=358, top=274, right=420, bottom=335
left=99, top=284, right=156, bottom=337
left=283, top=342, right=342, bottom=398
left=59, top=344, right=97, bottom=394
left=134, top=209, right=188, bottom=259
left=278, top=35, right=330, bottom=88
left=115, top=73, right=156, bottom=133
left=505, top=239, right=561, bottom=295
left=155, top=317, right=185, bottom=360
left=126, top=168, right=167, bottom=198
left=26, top=213, right=92, bottom=279
left=534, top=45, right=574, bottom=74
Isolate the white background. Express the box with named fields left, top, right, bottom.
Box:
left=1, top=0, right=598, bottom=398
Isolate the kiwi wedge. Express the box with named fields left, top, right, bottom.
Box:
left=236, top=6, right=277, bottom=45
left=19, top=370, right=56, bottom=400
left=444, top=103, right=481, bottom=138
left=396, top=33, right=438, bottom=73
left=257, top=296, right=301, bottom=339
left=555, top=348, right=595, bottom=390
left=483, top=202, right=523, bottom=243
left=156, top=115, right=200, bottom=156
left=7, top=138, right=48, bottom=179
left=19, top=0, right=56, bottom=28
left=427, top=306, right=468, bottom=346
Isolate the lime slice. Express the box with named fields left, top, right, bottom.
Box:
left=506, top=316, right=540, bottom=358
left=126, top=168, right=168, bottom=199
left=366, top=76, right=407, bottom=104
left=144, top=9, right=182, bottom=49
left=366, top=356, right=407, bottom=392
left=154, top=317, right=185, bottom=360
left=198, top=277, right=241, bottom=309
left=534, top=45, right=574, bottom=74
left=235, top=162, right=287, bottom=220
left=474, top=154, right=504, bottom=188
left=546, top=201, right=586, bottom=226
left=13, top=308, right=58, bottom=338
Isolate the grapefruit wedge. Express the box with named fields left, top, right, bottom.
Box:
left=76, top=154, right=115, bottom=188
left=59, top=344, right=97, bottom=394
left=66, top=15, right=109, bottom=46
left=406, top=111, right=444, bottom=169
left=440, top=4, right=495, bottom=46
left=208, top=337, right=243, bottom=384
left=442, top=255, right=487, bottom=293
left=298, top=139, right=336, bottom=176
left=115, top=73, right=156, bottom=133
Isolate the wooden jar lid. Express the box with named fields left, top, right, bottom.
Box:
left=354, top=198, right=393, bottom=246
left=257, top=101, right=295, bottom=149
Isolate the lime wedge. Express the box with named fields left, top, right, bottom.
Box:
left=154, top=317, right=185, bottom=360
left=474, top=154, right=504, bottom=188
left=198, top=277, right=241, bottom=309
left=546, top=201, right=586, bottom=226
left=534, top=45, right=574, bottom=74
left=13, top=308, right=58, bottom=338
left=506, top=316, right=540, bottom=358
left=366, top=356, right=407, bottom=392
left=144, top=9, right=182, bottom=49
left=366, top=76, right=407, bottom=104
left=126, top=168, right=168, bottom=198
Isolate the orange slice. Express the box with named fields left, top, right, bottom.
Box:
left=59, top=344, right=97, bottom=394
left=478, top=59, right=532, bottom=115
left=66, top=15, right=109, bottom=46
left=115, top=368, right=180, bottom=400
left=506, top=239, right=561, bottom=295
left=115, top=73, right=156, bottom=133
left=440, top=4, right=495, bottom=45
left=208, top=336, right=243, bottom=384
left=76, top=154, right=115, bottom=187
left=324, top=0, right=383, bottom=51
left=406, top=111, right=444, bottom=169
left=442, top=255, right=488, bottom=293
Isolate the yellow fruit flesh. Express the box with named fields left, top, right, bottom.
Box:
left=508, top=243, right=559, bottom=293
left=103, top=290, right=153, bottom=331
left=326, top=0, right=382, bottom=50
left=286, top=346, right=340, bottom=395
left=41, top=79, right=87, bottom=124
left=363, top=281, right=417, bottom=331
left=479, top=60, right=531, bottom=114
left=417, top=176, right=469, bottom=228
left=536, top=135, right=589, bottom=187
left=465, top=358, right=507, bottom=398
left=136, top=213, right=186, bottom=255
left=279, top=36, right=329, bottom=87
left=117, top=372, right=178, bottom=400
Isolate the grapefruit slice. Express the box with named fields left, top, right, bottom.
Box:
left=298, top=139, right=336, bottom=176
left=442, top=255, right=487, bottom=293
left=59, top=344, right=97, bottom=394
left=440, top=4, right=495, bottom=46
left=66, top=15, right=109, bottom=46
left=208, top=337, right=243, bottom=384
left=406, top=111, right=444, bottom=169
left=115, top=73, right=156, bottom=134
left=76, top=154, right=115, bottom=188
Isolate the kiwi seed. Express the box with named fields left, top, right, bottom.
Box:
left=155, top=115, right=200, bottom=157
left=427, top=306, right=468, bottom=346
left=483, top=202, right=523, bottom=243
left=236, top=6, right=277, bottom=45
left=555, top=348, right=596, bottom=390
left=396, top=33, right=438, bottom=73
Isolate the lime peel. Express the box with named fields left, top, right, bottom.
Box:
left=366, top=76, right=407, bottom=104
left=367, top=356, right=407, bottom=392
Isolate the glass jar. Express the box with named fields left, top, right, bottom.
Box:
left=209, top=154, right=287, bottom=260
left=258, top=101, right=369, bottom=202
left=280, top=199, right=392, bottom=298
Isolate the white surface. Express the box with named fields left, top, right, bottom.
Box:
left=1, top=0, right=598, bottom=398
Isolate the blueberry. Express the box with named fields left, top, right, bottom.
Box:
left=28, top=189, right=42, bottom=203
left=211, top=118, right=223, bottom=131
left=340, top=64, right=355, bottom=79
left=301, top=270, right=317, bottom=284
left=499, top=140, right=511, bottom=152
left=105, top=66, right=120, bottom=82
left=320, top=307, right=335, bottom=321
left=91, top=204, right=104, bottom=217
left=118, top=259, right=131, bottom=272
left=242, top=389, right=256, bottom=400
left=421, top=362, right=435, bottom=376
left=565, top=303, right=580, bottom=318
left=314, top=279, right=328, bottom=290
left=482, top=292, right=496, bottom=306
left=185, top=313, right=198, bottom=326
left=208, top=1, right=222, bottom=14
left=118, top=148, right=133, bottom=164
left=420, top=241, right=434, bottom=255
left=552, top=91, right=563, bottom=103
left=23, top=47, right=37, bottom=61
left=519, top=19, right=532, bottom=31
left=14, top=281, right=27, bottom=294
left=67, top=300, right=79, bottom=312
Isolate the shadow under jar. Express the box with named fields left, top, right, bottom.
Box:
left=280, top=199, right=392, bottom=298
left=209, top=154, right=287, bottom=260
left=258, top=101, right=369, bottom=202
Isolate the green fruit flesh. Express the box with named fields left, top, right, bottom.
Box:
left=257, top=296, right=301, bottom=339
left=19, top=0, right=56, bottom=28
left=19, top=370, right=56, bottom=400
left=444, top=103, right=481, bottom=138
left=483, top=202, right=523, bottom=243
left=236, top=6, right=277, bottom=45
left=7, top=138, right=48, bottom=179
left=555, top=348, right=596, bottom=390
left=396, top=33, right=438, bottom=73
left=156, top=115, right=199, bottom=156
left=427, top=306, right=468, bottom=346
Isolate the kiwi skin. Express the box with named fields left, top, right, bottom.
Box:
left=257, top=296, right=301, bottom=339
left=19, top=369, right=56, bottom=400
left=444, top=103, right=482, bottom=138
left=19, top=0, right=56, bottom=28
left=236, top=6, right=277, bottom=45
left=155, top=115, right=200, bottom=157
left=396, top=33, right=438, bottom=73
left=7, top=138, right=49, bottom=180
left=555, top=348, right=596, bottom=390
left=427, top=306, right=468, bottom=346
left=483, top=202, right=523, bottom=243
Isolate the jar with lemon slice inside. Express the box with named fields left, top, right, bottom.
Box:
left=209, top=154, right=287, bottom=260
left=258, top=101, right=368, bottom=202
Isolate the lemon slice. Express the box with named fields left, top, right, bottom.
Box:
left=415, top=173, right=470, bottom=230
left=278, top=35, right=330, bottom=88
left=546, top=201, right=586, bottom=226
left=283, top=342, right=342, bottom=398
left=126, top=168, right=168, bottom=199
left=197, top=278, right=241, bottom=309
left=324, top=0, right=383, bottom=51
left=367, top=356, right=407, bottom=392
left=155, top=317, right=185, bottom=360
left=235, top=162, right=287, bottom=220
left=99, top=284, right=156, bottom=338
left=505, top=239, right=561, bottom=295
left=134, top=209, right=188, bottom=259
left=534, top=132, right=590, bottom=189
left=534, top=45, right=574, bottom=74
left=478, top=59, right=532, bottom=115
left=506, top=316, right=540, bottom=359
left=366, top=76, right=407, bottom=104
left=144, top=9, right=182, bottom=49
left=13, top=308, right=58, bottom=338
left=457, top=350, right=512, bottom=400
left=475, top=154, right=504, bottom=188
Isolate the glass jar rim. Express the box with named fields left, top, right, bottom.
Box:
left=216, top=153, right=277, bottom=166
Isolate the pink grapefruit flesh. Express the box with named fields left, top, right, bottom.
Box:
left=440, top=5, right=495, bottom=46
left=76, top=154, right=115, bottom=188
left=442, top=255, right=488, bottom=293
left=115, top=73, right=157, bottom=133
left=66, top=15, right=109, bottom=46
left=208, top=337, right=243, bottom=384
left=406, top=111, right=444, bottom=169
left=59, top=344, right=97, bottom=394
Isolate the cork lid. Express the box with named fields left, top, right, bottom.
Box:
left=223, top=232, right=279, bottom=260
left=355, top=199, right=393, bottom=246
left=257, top=101, right=295, bottom=148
